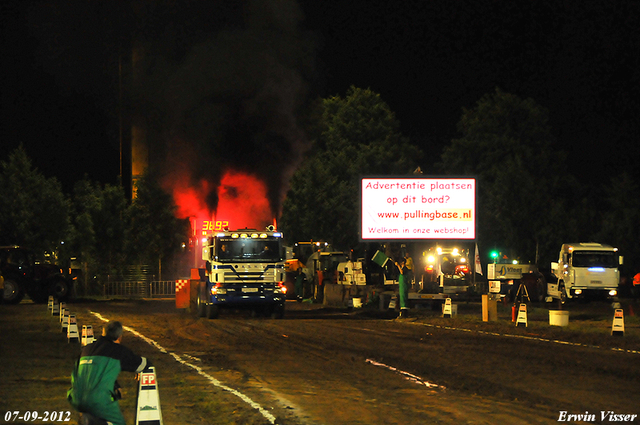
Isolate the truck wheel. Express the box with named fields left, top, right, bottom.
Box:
left=206, top=304, right=219, bottom=319
left=50, top=277, right=71, bottom=302
left=196, top=294, right=207, bottom=317
left=3, top=279, right=25, bottom=304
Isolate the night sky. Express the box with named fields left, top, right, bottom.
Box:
left=3, top=0, right=639, bottom=195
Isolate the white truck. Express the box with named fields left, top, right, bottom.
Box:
left=197, top=228, right=287, bottom=319
left=548, top=243, right=623, bottom=301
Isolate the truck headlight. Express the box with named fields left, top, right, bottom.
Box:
left=609, top=289, right=617, bottom=297
left=211, top=283, right=226, bottom=295
left=574, top=289, right=582, bottom=295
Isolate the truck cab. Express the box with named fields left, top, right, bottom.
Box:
left=548, top=243, right=622, bottom=301
left=198, top=229, right=287, bottom=318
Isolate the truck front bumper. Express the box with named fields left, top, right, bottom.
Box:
left=209, top=293, right=286, bottom=307
left=570, top=288, right=618, bottom=298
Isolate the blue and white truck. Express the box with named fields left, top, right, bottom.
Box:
left=196, top=228, right=287, bottom=319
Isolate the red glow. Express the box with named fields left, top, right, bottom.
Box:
left=455, top=265, right=469, bottom=274
left=163, top=168, right=274, bottom=233
left=217, top=169, right=272, bottom=230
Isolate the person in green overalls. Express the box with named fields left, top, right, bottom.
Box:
left=295, top=268, right=306, bottom=302
left=395, top=258, right=410, bottom=318
left=68, top=321, right=150, bottom=425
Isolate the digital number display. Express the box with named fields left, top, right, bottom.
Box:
left=201, top=220, right=229, bottom=235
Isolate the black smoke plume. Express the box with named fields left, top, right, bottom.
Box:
left=131, top=0, right=316, bottom=217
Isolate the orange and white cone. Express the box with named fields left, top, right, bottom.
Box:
left=81, top=325, right=95, bottom=346
left=515, top=304, right=528, bottom=327
left=442, top=298, right=453, bottom=318
left=61, top=309, right=69, bottom=334
left=67, top=314, right=79, bottom=342
left=611, top=309, right=625, bottom=336
left=59, top=303, right=67, bottom=322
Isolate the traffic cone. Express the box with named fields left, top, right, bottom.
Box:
left=67, top=314, right=79, bottom=342
left=61, top=309, right=69, bottom=334
left=611, top=309, right=625, bottom=336
left=136, top=366, right=163, bottom=425
left=515, top=304, right=528, bottom=327
left=81, top=325, right=95, bottom=346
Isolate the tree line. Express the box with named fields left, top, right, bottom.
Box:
left=0, top=146, right=188, bottom=295
left=281, top=87, right=640, bottom=277
left=2, top=87, right=638, bottom=290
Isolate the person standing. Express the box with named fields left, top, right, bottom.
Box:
left=404, top=252, right=414, bottom=289
left=295, top=268, right=305, bottom=302
left=395, top=259, right=410, bottom=318
left=68, top=321, right=150, bottom=425
left=633, top=269, right=640, bottom=299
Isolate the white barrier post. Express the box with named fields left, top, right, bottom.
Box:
left=67, top=314, right=79, bottom=342
left=442, top=298, right=453, bottom=318
left=515, top=304, right=528, bottom=327
left=611, top=309, right=625, bottom=336
left=136, top=366, right=163, bottom=425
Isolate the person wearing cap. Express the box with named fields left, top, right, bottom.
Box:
left=68, top=321, right=150, bottom=425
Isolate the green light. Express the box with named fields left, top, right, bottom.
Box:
left=490, top=251, right=499, bottom=259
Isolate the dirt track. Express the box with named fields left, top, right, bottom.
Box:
left=2, top=299, right=640, bottom=424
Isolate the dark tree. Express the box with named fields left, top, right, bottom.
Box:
left=0, top=144, right=69, bottom=257
left=438, top=88, right=573, bottom=265
left=281, top=87, right=421, bottom=249
left=125, top=171, right=189, bottom=279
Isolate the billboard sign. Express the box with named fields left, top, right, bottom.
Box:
left=361, top=177, right=476, bottom=240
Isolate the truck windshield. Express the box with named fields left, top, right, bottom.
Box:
left=571, top=251, right=617, bottom=268
left=215, top=238, right=282, bottom=262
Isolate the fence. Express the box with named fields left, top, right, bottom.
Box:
left=102, top=281, right=176, bottom=298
